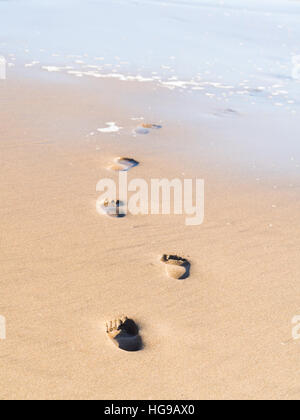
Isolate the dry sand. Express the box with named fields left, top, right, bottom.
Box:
left=1, top=73, right=300, bottom=400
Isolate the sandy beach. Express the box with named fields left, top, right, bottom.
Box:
left=0, top=70, right=300, bottom=400
left=1, top=0, right=300, bottom=401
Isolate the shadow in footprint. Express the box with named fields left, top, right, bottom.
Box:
left=161, top=254, right=191, bottom=280
left=106, top=317, right=143, bottom=352
left=109, top=157, right=139, bottom=172
left=134, top=123, right=162, bottom=135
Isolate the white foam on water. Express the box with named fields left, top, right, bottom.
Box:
left=42, top=66, right=62, bottom=72
left=97, top=123, right=123, bottom=133
left=25, top=61, right=40, bottom=68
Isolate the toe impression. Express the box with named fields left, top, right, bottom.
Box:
left=106, top=317, right=143, bottom=352
left=161, top=254, right=191, bottom=279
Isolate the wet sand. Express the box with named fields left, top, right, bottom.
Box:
left=1, top=72, right=300, bottom=400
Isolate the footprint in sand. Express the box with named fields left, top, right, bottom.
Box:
left=100, top=199, right=125, bottom=218
left=161, top=254, right=190, bottom=279
left=108, top=157, right=139, bottom=172
left=106, top=317, right=142, bottom=352
left=134, top=123, right=162, bottom=135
